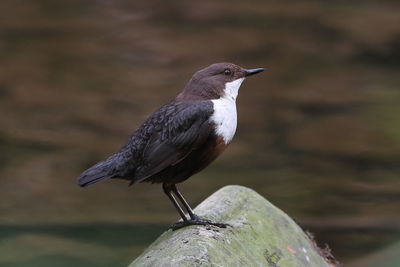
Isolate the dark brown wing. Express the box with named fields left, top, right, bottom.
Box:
left=131, top=100, right=214, bottom=183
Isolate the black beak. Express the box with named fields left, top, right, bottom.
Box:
left=244, top=68, right=265, bottom=77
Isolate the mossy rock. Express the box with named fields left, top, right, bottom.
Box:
left=129, top=185, right=333, bottom=267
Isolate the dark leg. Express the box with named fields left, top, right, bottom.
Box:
left=162, top=183, right=188, bottom=222
left=171, top=184, right=197, bottom=220
left=167, top=184, right=230, bottom=230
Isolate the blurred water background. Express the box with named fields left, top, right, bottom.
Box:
left=1, top=0, right=400, bottom=266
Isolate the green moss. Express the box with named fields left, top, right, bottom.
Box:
left=129, top=186, right=330, bottom=266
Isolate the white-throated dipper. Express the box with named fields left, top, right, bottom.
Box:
left=77, top=62, right=264, bottom=229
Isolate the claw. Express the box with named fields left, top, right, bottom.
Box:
left=170, top=216, right=230, bottom=231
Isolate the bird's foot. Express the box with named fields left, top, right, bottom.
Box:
left=170, top=215, right=230, bottom=231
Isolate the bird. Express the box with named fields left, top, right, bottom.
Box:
left=77, top=62, right=264, bottom=229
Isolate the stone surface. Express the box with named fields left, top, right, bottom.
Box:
left=129, top=185, right=331, bottom=267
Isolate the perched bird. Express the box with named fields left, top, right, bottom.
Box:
left=77, top=62, right=264, bottom=229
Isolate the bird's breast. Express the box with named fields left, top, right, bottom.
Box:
left=210, top=97, right=237, bottom=144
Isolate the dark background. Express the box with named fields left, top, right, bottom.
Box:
left=1, top=0, right=400, bottom=266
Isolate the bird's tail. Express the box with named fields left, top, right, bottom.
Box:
left=77, top=155, right=118, bottom=187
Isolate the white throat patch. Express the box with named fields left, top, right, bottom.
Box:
left=223, top=78, right=245, bottom=101
left=210, top=78, right=245, bottom=144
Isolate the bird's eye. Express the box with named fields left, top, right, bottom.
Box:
left=224, top=69, right=232, bottom=75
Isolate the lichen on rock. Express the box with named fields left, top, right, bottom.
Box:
left=129, top=185, right=335, bottom=267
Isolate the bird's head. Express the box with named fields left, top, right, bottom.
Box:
left=178, top=62, right=264, bottom=101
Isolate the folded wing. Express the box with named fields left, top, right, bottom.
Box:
left=132, top=101, right=214, bottom=183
